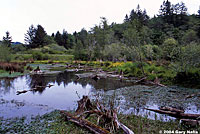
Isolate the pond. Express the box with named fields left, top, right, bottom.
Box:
left=0, top=66, right=200, bottom=121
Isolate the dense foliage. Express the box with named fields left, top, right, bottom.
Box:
left=1, top=0, right=200, bottom=86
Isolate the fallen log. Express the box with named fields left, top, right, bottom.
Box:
left=61, top=111, right=110, bottom=134
left=180, top=119, right=199, bottom=127
left=135, top=77, right=147, bottom=83
left=135, top=76, right=167, bottom=87
left=145, top=108, right=200, bottom=119
left=159, top=106, right=184, bottom=113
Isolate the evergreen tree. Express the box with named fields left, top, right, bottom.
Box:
left=198, top=6, right=200, bottom=17
left=129, top=5, right=149, bottom=27
left=77, top=28, right=88, bottom=47
left=51, top=33, right=55, bottom=38
left=124, top=14, right=129, bottom=22
left=159, top=0, right=173, bottom=24
left=3, top=31, right=12, bottom=47
left=33, top=25, right=47, bottom=47
left=24, top=24, right=36, bottom=47
left=173, top=2, right=188, bottom=27
left=62, top=30, right=69, bottom=49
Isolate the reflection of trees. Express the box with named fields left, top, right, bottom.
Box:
left=26, top=71, right=134, bottom=94
left=0, top=78, right=16, bottom=95
left=78, top=77, right=133, bottom=91
left=27, top=74, right=57, bottom=94
left=56, top=71, right=76, bottom=86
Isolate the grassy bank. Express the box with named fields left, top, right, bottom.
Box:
left=1, top=110, right=199, bottom=134
left=0, top=59, right=200, bottom=88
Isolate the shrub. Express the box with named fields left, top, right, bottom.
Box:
left=174, top=69, right=200, bottom=87
left=0, top=45, right=12, bottom=62
left=32, top=51, right=43, bottom=60
left=162, top=38, right=179, bottom=60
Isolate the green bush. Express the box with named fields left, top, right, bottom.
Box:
left=0, top=45, right=12, bottom=62
left=32, top=51, right=43, bottom=60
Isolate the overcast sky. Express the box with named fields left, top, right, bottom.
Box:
left=0, top=0, right=200, bottom=43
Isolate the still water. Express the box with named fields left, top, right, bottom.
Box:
left=0, top=70, right=133, bottom=118
left=0, top=70, right=200, bottom=120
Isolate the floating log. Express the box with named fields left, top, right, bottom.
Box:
left=16, top=84, right=54, bottom=95
left=16, top=90, right=28, bottom=95
left=145, top=108, right=200, bottom=119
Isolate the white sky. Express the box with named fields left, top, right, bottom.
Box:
left=0, top=0, right=200, bottom=43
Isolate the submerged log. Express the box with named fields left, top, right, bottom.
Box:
left=145, top=108, right=200, bottom=119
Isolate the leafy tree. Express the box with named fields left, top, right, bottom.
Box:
left=162, top=38, right=179, bottom=60
left=102, top=43, right=124, bottom=61
left=182, top=30, right=198, bottom=45
left=175, top=43, right=200, bottom=72
left=33, top=25, right=47, bottom=47
left=24, top=24, right=36, bottom=47
left=3, top=31, right=12, bottom=47
left=73, top=40, right=88, bottom=60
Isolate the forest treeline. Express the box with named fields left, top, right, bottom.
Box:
left=1, top=0, right=200, bottom=74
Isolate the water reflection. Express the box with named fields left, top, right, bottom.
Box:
left=0, top=78, right=16, bottom=95
left=0, top=70, right=133, bottom=118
